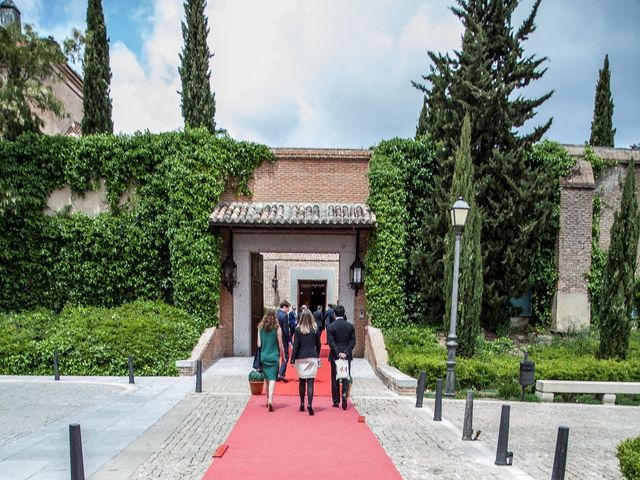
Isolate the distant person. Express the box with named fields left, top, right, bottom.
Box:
left=276, top=300, right=291, bottom=382
left=313, top=305, right=325, bottom=338
left=291, top=310, right=321, bottom=415
left=323, top=304, right=335, bottom=344
left=288, top=305, right=298, bottom=342
left=327, top=304, right=355, bottom=410
left=257, top=308, right=285, bottom=411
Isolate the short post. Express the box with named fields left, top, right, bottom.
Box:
left=128, top=355, right=135, bottom=384
left=195, top=359, right=202, bottom=393
left=69, top=424, right=85, bottom=480
left=551, top=426, right=569, bottom=480
left=433, top=378, right=443, bottom=421
left=495, top=405, right=513, bottom=465
left=54, top=351, right=60, bottom=381
left=462, top=390, right=474, bottom=440
left=416, top=371, right=427, bottom=408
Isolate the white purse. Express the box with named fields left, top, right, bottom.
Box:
left=335, top=358, right=350, bottom=380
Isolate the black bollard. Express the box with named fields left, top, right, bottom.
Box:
left=495, top=405, right=513, bottom=465
left=128, top=355, right=135, bottom=384
left=462, top=390, right=474, bottom=440
left=195, top=359, right=202, bottom=393
left=69, top=424, right=85, bottom=480
left=433, top=378, right=443, bottom=421
left=551, top=426, right=569, bottom=480
left=54, top=351, right=60, bottom=381
left=416, top=371, right=427, bottom=408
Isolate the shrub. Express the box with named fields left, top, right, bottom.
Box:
left=617, top=436, right=640, bottom=480
left=248, top=370, right=265, bottom=382
left=0, top=300, right=200, bottom=376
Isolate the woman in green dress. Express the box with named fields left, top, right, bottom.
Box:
left=257, top=308, right=285, bottom=411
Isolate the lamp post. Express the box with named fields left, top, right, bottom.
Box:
left=444, top=197, right=470, bottom=397
left=222, top=230, right=238, bottom=293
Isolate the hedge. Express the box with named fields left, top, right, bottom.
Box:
left=618, top=436, right=640, bottom=480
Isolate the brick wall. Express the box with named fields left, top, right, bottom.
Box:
left=221, top=148, right=371, bottom=203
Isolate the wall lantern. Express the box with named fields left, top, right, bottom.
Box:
left=222, top=230, right=238, bottom=293
left=349, top=230, right=365, bottom=296
left=271, top=265, right=278, bottom=291
left=0, top=0, right=21, bottom=29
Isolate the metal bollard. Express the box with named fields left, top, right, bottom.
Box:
left=69, top=424, right=85, bottom=480
left=195, top=360, right=202, bottom=393
left=54, top=351, right=60, bottom=381
left=462, top=390, right=474, bottom=440
left=416, top=371, right=427, bottom=408
left=128, top=355, right=135, bottom=384
left=433, top=378, right=443, bottom=421
left=551, top=426, right=569, bottom=480
left=495, top=405, right=513, bottom=465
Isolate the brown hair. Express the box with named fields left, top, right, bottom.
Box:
left=258, top=308, right=278, bottom=332
left=297, top=310, right=317, bottom=335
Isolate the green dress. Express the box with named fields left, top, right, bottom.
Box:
left=259, top=328, right=280, bottom=381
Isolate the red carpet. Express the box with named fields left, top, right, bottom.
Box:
left=202, top=331, right=403, bottom=480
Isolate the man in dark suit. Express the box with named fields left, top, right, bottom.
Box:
left=276, top=300, right=291, bottom=382
left=323, top=304, right=335, bottom=344
left=327, top=304, right=356, bottom=410
left=313, top=305, right=324, bottom=337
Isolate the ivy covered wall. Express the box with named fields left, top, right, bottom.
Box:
left=0, top=130, right=273, bottom=329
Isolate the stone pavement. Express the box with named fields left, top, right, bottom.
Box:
left=1, top=360, right=637, bottom=479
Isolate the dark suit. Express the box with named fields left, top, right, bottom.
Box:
left=327, top=317, right=356, bottom=406
left=276, top=308, right=290, bottom=379
left=313, top=309, right=324, bottom=332
left=324, top=306, right=335, bottom=326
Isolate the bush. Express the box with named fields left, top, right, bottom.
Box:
left=617, top=436, right=640, bottom=480
left=248, top=370, right=265, bottom=382
left=0, top=300, right=200, bottom=376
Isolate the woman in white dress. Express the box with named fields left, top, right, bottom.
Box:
left=291, top=310, right=321, bottom=415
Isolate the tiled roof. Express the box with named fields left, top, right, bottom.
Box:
left=209, top=202, right=376, bottom=228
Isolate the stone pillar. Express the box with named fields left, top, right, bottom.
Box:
left=218, top=229, right=234, bottom=356
left=552, top=159, right=595, bottom=331
left=353, top=230, right=369, bottom=357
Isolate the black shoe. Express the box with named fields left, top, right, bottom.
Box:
left=300, top=403, right=305, bottom=412
left=276, top=377, right=282, bottom=382
left=332, top=403, right=339, bottom=408
left=308, top=406, right=314, bottom=416
left=279, top=377, right=289, bottom=383
left=342, top=395, right=348, bottom=410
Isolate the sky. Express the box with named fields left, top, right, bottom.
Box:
left=14, top=0, right=640, bottom=148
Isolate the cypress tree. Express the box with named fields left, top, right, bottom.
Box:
left=81, top=0, right=113, bottom=135
left=443, top=115, right=482, bottom=356
left=413, top=0, right=554, bottom=329
left=589, top=54, right=615, bottom=147
left=598, top=162, right=639, bottom=359
left=416, top=97, right=428, bottom=137
left=179, top=0, right=216, bottom=133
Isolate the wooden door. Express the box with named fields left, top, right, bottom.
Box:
left=250, top=252, right=264, bottom=354
left=297, top=280, right=327, bottom=311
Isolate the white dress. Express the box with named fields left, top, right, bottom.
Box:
left=295, top=358, right=318, bottom=379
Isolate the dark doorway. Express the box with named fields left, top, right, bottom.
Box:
left=298, top=280, right=327, bottom=311
left=250, top=252, right=264, bottom=354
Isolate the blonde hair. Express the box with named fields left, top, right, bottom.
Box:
left=258, top=308, right=278, bottom=332
left=297, top=310, right=317, bottom=335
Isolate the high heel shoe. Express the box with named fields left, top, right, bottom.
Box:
left=307, top=406, right=314, bottom=416
left=268, top=402, right=274, bottom=412
left=299, top=403, right=305, bottom=412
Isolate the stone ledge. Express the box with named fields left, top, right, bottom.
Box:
left=535, top=380, right=640, bottom=403
left=377, top=364, right=417, bottom=396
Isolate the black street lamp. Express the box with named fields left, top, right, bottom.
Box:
left=271, top=265, right=278, bottom=291
left=349, top=230, right=365, bottom=296
left=222, top=230, right=238, bottom=294
left=444, top=197, right=470, bottom=397
left=0, top=0, right=21, bottom=29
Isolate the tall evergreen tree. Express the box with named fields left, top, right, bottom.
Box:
left=179, top=0, right=216, bottom=133
left=589, top=54, right=615, bottom=147
left=443, top=115, right=483, bottom=356
left=413, top=0, right=554, bottom=328
left=598, top=162, right=639, bottom=359
left=81, top=0, right=113, bottom=135
left=416, top=97, right=428, bottom=137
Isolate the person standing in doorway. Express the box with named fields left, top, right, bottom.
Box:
left=276, top=300, right=291, bottom=382
left=257, top=308, right=285, bottom=411
left=327, top=305, right=355, bottom=410
left=291, top=310, right=321, bottom=415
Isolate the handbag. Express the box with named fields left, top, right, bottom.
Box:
left=253, top=346, right=262, bottom=371
left=335, top=358, right=350, bottom=380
